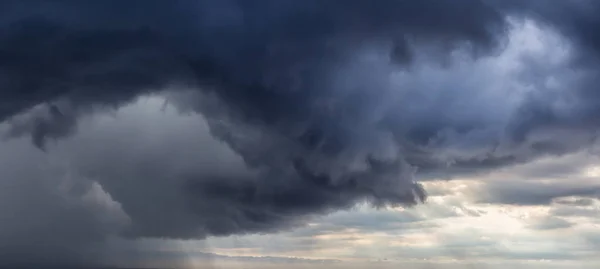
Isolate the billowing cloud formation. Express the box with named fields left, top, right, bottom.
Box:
left=0, top=0, right=505, bottom=240
left=3, top=0, right=600, bottom=267
left=0, top=133, right=130, bottom=266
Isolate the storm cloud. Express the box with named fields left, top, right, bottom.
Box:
left=3, top=0, right=600, bottom=267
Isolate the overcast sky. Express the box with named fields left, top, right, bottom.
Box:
left=2, top=1, right=600, bottom=268
left=3, top=95, right=600, bottom=269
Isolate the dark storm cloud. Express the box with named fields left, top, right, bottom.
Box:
left=497, top=0, right=600, bottom=59
left=0, top=0, right=511, bottom=193
left=3, top=0, right=600, bottom=267
left=491, top=0, right=600, bottom=150
left=0, top=0, right=508, bottom=242
left=0, top=0, right=507, bottom=121
left=388, top=0, right=600, bottom=179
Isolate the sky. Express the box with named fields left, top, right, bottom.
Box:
left=1, top=1, right=600, bottom=268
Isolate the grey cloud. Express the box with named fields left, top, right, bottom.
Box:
left=498, top=0, right=600, bottom=60
left=527, top=216, right=573, bottom=231
left=585, top=232, right=600, bottom=248
left=497, top=153, right=600, bottom=180
left=489, top=0, right=600, bottom=154
left=3, top=102, right=79, bottom=150
left=531, top=195, right=600, bottom=223
left=469, top=152, right=600, bottom=206
left=474, top=180, right=600, bottom=205
left=553, top=197, right=598, bottom=207
left=550, top=203, right=600, bottom=219
left=0, top=137, right=129, bottom=267
left=0, top=100, right=255, bottom=266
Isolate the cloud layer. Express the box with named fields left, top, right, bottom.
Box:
left=2, top=0, right=600, bottom=267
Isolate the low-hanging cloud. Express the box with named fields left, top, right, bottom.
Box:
left=3, top=0, right=600, bottom=267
